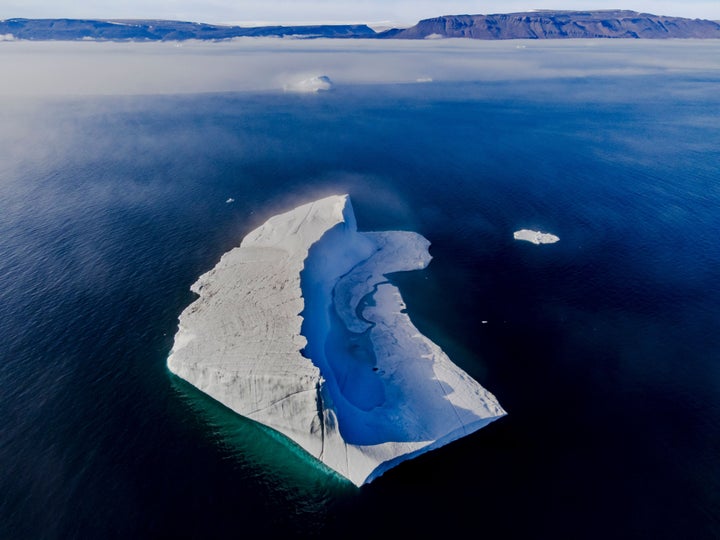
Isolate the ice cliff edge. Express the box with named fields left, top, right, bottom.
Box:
left=168, top=194, right=505, bottom=485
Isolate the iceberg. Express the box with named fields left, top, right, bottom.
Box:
left=283, top=75, right=333, bottom=93
left=513, top=229, right=560, bottom=244
left=168, top=194, right=505, bottom=486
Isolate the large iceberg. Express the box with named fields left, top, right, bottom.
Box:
left=168, top=194, right=505, bottom=485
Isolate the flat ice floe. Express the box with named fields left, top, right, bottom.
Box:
left=168, top=194, right=505, bottom=486
left=514, top=229, right=560, bottom=244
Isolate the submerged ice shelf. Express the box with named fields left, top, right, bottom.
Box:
left=168, top=194, right=506, bottom=486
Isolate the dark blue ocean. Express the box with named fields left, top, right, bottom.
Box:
left=1, top=73, right=719, bottom=538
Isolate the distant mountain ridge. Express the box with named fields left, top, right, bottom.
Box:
left=0, top=18, right=375, bottom=40
left=1, top=11, right=719, bottom=41
left=382, top=10, right=720, bottom=39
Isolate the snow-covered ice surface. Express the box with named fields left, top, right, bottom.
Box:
left=513, top=229, right=560, bottom=244
left=168, top=194, right=506, bottom=486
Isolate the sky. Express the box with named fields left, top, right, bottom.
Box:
left=1, top=1, right=719, bottom=27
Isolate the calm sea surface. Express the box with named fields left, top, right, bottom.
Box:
left=1, top=71, right=719, bottom=538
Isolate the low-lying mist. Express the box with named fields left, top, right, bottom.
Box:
left=1, top=38, right=719, bottom=97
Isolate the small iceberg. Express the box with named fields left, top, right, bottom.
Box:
left=514, top=229, right=559, bottom=244
left=225, top=198, right=235, bottom=204
left=283, top=75, right=333, bottom=93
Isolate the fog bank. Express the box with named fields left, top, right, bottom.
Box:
left=1, top=38, right=719, bottom=96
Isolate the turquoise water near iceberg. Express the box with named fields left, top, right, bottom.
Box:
left=1, top=71, right=719, bottom=538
